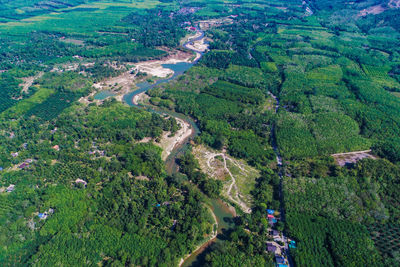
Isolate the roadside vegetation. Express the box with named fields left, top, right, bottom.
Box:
left=0, top=0, right=400, bottom=266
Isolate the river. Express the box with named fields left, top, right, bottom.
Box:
left=108, top=28, right=236, bottom=266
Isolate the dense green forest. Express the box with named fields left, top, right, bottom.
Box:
left=0, top=0, right=400, bottom=266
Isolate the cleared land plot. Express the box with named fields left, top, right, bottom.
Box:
left=332, top=150, right=376, bottom=166
left=193, top=145, right=260, bottom=212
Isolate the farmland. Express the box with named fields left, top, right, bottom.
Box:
left=0, top=0, right=400, bottom=266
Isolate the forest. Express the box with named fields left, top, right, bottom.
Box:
left=0, top=0, right=400, bottom=266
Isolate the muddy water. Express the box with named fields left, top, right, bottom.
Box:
left=122, top=29, right=236, bottom=266
left=182, top=199, right=235, bottom=267
left=94, top=90, right=115, bottom=100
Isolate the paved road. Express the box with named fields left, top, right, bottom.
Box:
left=270, top=92, right=293, bottom=267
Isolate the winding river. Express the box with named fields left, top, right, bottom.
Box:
left=109, top=29, right=235, bottom=266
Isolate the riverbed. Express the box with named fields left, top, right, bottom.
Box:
left=98, top=28, right=236, bottom=266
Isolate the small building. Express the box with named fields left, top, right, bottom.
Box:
left=6, top=184, right=15, bottom=193
left=267, top=244, right=277, bottom=253
left=11, top=152, right=19, bottom=157
left=75, top=179, right=87, bottom=187
left=25, top=159, right=33, bottom=163
left=273, top=230, right=279, bottom=236
left=38, top=213, right=48, bottom=219
left=275, top=256, right=285, bottom=264
left=0, top=167, right=3, bottom=171
left=267, top=209, right=275, bottom=215
left=18, top=163, right=29, bottom=169
left=52, top=145, right=60, bottom=151
left=268, top=214, right=275, bottom=219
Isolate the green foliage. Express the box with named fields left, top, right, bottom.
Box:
left=122, top=8, right=188, bottom=48
left=372, top=138, right=400, bottom=163
left=0, top=74, right=21, bottom=112
left=0, top=101, right=214, bottom=266
left=260, top=62, right=278, bottom=73
left=276, top=112, right=318, bottom=159
left=287, top=214, right=383, bottom=267
left=178, top=151, right=222, bottom=198
left=202, top=80, right=264, bottom=104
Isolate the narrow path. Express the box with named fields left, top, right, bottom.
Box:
left=270, top=92, right=293, bottom=267
left=178, top=205, right=218, bottom=267
left=207, top=153, right=251, bottom=213
left=331, top=150, right=372, bottom=156
left=20, top=72, right=44, bottom=94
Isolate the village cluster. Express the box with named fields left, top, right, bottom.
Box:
left=265, top=208, right=296, bottom=267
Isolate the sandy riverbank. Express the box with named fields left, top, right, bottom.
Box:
left=156, top=117, right=193, bottom=161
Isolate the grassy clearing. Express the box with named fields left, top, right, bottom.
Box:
left=0, top=0, right=161, bottom=36
left=1, top=87, right=54, bottom=119
left=193, top=145, right=259, bottom=208
left=226, top=157, right=259, bottom=207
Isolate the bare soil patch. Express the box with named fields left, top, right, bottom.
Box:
left=332, top=150, right=377, bottom=166
left=156, top=117, right=193, bottom=161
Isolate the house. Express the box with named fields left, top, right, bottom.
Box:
left=52, top=145, right=60, bottom=151
left=277, top=264, right=288, bottom=267
left=18, top=163, right=29, bottom=169
left=11, top=152, right=19, bottom=157
left=6, top=184, right=15, bottom=193
left=268, top=214, right=275, bottom=219
left=25, top=159, right=33, bottom=163
left=38, top=213, right=48, bottom=219
left=289, top=240, right=297, bottom=249
left=0, top=167, right=3, bottom=171
left=275, top=256, right=285, bottom=264
left=75, top=179, right=87, bottom=187
left=267, top=209, right=275, bottom=215
left=267, top=244, right=277, bottom=253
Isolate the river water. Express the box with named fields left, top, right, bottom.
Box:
left=94, top=29, right=235, bottom=266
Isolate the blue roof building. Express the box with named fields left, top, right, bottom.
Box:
left=267, top=209, right=275, bottom=214
left=275, top=256, right=285, bottom=264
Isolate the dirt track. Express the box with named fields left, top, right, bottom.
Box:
left=206, top=152, right=252, bottom=213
